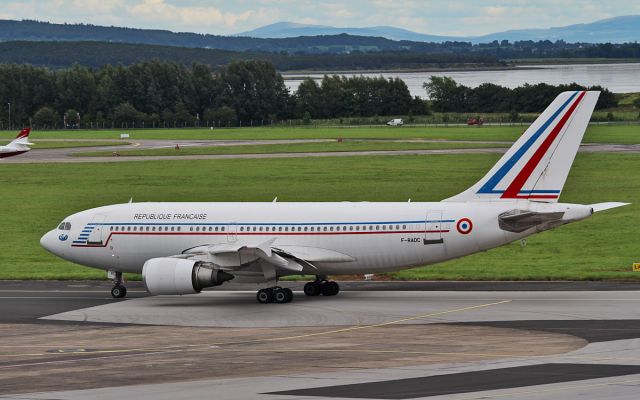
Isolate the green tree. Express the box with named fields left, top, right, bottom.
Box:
left=423, top=76, right=467, bottom=112
left=302, top=111, right=312, bottom=125
left=209, top=106, right=237, bottom=125
left=64, top=109, right=80, bottom=128
left=112, top=102, right=147, bottom=126
left=32, top=106, right=59, bottom=129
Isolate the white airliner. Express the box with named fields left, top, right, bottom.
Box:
left=41, top=91, right=628, bottom=303
left=0, top=128, right=33, bottom=158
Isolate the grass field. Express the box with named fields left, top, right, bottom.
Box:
left=75, top=140, right=509, bottom=157
left=1, top=124, right=639, bottom=144
left=0, top=151, right=637, bottom=280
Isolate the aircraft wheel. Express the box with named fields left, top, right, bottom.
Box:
left=274, top=288, right=291, bottom=304
left=322, top=281, right=339, bottom=296
left=282, top=288, right=293, bottom=303
left=257, top=288, right=274, bottom=304
left=304, top=282, right=322, bottom=296
left=111, top=285, right=127, bottom=299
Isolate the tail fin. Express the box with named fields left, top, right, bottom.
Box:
left=444, top=91, right=599, bottom=203
left=8, top=128, right=33, bottom=147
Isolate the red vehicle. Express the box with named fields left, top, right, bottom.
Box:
left=467, top=117, right=484, bottom=126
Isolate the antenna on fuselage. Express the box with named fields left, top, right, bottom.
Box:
left=128, top=197, right=133, bottom=204
left=272, top=197, right=278, bottom=202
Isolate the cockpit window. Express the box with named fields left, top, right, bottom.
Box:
left=64, top=222, right=71, bottom=230
left=58, top=222, right=65, bottom=230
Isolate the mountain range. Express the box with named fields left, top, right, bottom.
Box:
left=237, top=15, right=640, bottom=44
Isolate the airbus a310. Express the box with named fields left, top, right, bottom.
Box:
left=41, top=91, right=628, bottom=303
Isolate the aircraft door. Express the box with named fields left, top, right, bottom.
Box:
left=227, top=223, right=238, bottom=243
left=424, top=211, right=444, bottom=245
left=87, top=214, right=107, bottom=245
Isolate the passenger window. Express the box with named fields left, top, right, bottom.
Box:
left=127, top=226, right=131, bottom=231
left=170, top=227, right=174, bottom=231
left=221, top=227, right=225, bottom=232
left=279, top=227, right=283, bottom=232
left=240, top=227, right=244, bottom=232
left=403, top=225, right=406, bottom=229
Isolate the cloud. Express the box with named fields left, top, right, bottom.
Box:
left=129, top=0, right=252, bottom=29
left=0, top=0, right=638, bottom=36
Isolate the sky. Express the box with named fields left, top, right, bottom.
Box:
left=0, top=0, right=638, bottom=36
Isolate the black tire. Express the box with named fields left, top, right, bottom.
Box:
left=111, top=285, right=127, bottom=299
left=282, top=288, right=293, bottom=303
left=257, top=288, right=274, bottom=304
left=322, top=281, right=339, bottom=296
left=329, top=281, right=339, bottom=296
left=304, top=282, right=321, bottom=296
left=274, top=289, right=288, bottom=304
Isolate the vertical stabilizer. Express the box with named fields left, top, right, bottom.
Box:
left=444, top=91, right=599, bottom=203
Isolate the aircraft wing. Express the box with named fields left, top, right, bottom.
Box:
left=178, top=239, right=355, bottom=274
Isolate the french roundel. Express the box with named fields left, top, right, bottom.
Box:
left=456, top=218, right=473, bottom=234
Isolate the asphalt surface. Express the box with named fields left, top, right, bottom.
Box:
left=2, top=281, right=640, bottom=400
left=2, top=139, right=639, bottom=163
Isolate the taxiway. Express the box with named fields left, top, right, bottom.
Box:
left=1, top=281, right=639, bottom=399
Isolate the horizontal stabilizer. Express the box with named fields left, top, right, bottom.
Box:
left=590, top=202, right=630, bottom=212
left=498, top=209, right=565, bottom=233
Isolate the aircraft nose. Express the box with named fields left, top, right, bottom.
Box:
left=40, top=230, right=65, bottom=257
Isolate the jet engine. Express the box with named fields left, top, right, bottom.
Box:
left=142, top=257, right=234, bottom=295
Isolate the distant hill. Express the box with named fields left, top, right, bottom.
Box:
left=236, top=22, right=456, bottom=42
left=475, top=15, right=640, bottom=43
left=238, top=16, right=640, bottom=44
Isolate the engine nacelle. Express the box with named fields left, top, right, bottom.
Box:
left=142, top=257, right=234, bottom=295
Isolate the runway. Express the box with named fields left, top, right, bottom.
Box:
left=1, top=281, right=640, bottom=399
left=2, top=138, right=639, bottom=163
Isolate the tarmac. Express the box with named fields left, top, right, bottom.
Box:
left=1, top=280, right=640, bottom=399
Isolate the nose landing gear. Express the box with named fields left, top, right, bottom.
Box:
left=108, top=270, right=127, bottom=299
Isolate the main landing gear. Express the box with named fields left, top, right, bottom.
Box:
left=256, top=287, right=293, bottom=304
left=303, top=276, right=340, bottom=297
left=255, top=276, right=340, bottom=304
left=109, top=270, right=127, bottom=299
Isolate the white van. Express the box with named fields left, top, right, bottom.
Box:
left=386, top=118, right=404, bottom=126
